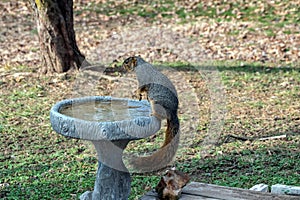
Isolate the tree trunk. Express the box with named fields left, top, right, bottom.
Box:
left=30, top=0, right=87, bottom=73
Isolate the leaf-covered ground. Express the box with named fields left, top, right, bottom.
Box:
left=1, top=0, right=299, bottom=67
left=0, top=1, right=299, bottom=199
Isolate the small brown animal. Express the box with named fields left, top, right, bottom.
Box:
left=155, top=168, right=190, bottom=200
left=122, top=56, right=180, bottom=172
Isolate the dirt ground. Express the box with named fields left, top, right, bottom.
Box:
left=1, top=1, right=299, bottom=68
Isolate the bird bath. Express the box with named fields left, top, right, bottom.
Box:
left=50, top=96, right=161, bottom=200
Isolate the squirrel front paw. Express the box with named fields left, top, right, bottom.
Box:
left=132, top=89, right=142, bottom=100
left=132, top=92, right=143, bottom=101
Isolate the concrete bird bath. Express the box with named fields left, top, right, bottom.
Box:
left=50, top=96, right=161, bottom=200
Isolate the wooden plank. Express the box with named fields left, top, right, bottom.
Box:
left=140, top=182, right=299, bottom=200
left=182, top=182, right=299, bottom=200
left=140, top=191, right=221, bottom=200
left=139, top=191, right=157, bottom=200
left=180, top=194, right=221, bottom=200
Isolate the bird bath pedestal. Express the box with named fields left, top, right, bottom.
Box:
left=50, top=96, right=161, bottom=200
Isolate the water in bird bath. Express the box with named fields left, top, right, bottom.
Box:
left=59, top=99, right=151, bottom=122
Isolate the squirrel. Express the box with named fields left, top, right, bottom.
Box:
left=155, top=168, right=190, bottom=199
left=122, top=56, right=180, bottom=172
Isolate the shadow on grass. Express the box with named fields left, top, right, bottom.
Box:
left=216, top=64, right=300, bottom=74
left=158, top=62, right=300, bottom=74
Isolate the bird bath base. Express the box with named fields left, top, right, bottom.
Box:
left=50, top=96, right=161, bottom=200
left=80, top=140, right=131, bottom=200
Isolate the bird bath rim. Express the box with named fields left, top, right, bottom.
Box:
left=50, top=96, right=161, bottom=141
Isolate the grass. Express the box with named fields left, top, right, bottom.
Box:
left=75, top=0, right=300, bottom=27
left=1, top=0, right=300, bottom=199
left=1, top=61, right=299, bottom=199
left=177, top=146, right=300, bottom=188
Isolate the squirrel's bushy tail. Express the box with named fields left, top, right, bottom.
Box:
left=128, top=114, right=180, bottom=173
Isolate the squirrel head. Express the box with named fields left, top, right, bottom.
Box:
left=122, top=56, right=146, bottom=71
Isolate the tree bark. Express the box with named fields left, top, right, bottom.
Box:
left=30, top=0, right=87, bottom=73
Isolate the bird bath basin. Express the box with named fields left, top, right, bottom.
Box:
left=50, top=96, right=161, bottom=200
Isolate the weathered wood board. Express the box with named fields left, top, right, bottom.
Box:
left=140, top=182, right=299, bottom=200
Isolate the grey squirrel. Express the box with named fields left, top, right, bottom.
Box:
left=122, top=56, right=180, bottom=172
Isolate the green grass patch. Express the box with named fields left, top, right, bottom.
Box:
left=1, top=62, right=299, bottom=199
left=130, top=175, right=160, bottom=199
left=176, top=146, right=300, bottom=189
